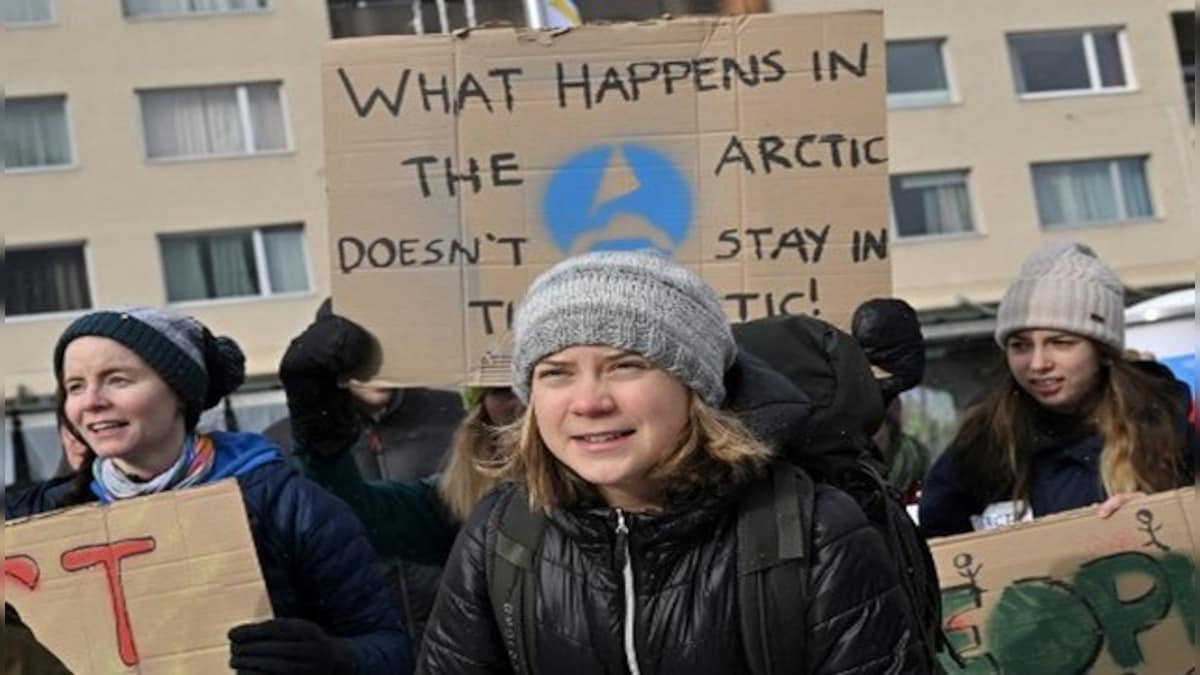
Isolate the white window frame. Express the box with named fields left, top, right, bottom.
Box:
left=159, top=224, right=313, bottom=308
left=122, top=0, right=270, bottom=20
left=1010, top=27, right=1137, bottom=100
left=888, top=169, right=982, bottom=243
left=136, top=81, right=294, bottom=164
left=1031, top=156, right=1155, bottom=230
left=3, top=94, right=78, bottom=174
left=1, top=0, right=56, bottom=27
left=886, top=38, right=956, bottom=110
left=4, top=241, right=96, bottom=322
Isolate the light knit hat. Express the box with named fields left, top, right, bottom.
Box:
left=511, top=251, right=735, bottom=406
left=54, top=306, right=246, bottom=428
left=994, top=241, right=1124, bottom=351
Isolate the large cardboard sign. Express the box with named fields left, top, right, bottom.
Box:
left=931, top=488, right=1199, bottom=674
left=322, top=11, right=890, bottom=387
left=3, top=480, right=272, bottom=674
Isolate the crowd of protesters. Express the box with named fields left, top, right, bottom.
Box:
left=5, top=241, right=1196, bottom=674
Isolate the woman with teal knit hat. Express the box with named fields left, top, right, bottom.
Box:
left=12, top=306, right=413, bottom=674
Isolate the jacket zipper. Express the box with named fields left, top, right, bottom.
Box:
left=615, top=509, right=642, bottom=675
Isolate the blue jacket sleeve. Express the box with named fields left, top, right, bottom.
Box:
left=275, top=471, right=414, bottom=674
left=918, top=449, right=979, bottom=538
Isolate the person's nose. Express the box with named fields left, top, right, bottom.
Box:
left=1029, top=344, right=1053, bottom=372
left=568, top=374, right=616, bottom=417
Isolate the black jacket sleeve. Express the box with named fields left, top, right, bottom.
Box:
left=416, top=487, right=513, bottom=674
left=806, top=485, right=932, bottom=675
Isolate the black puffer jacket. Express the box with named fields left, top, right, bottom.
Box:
left=418, top=353, right=924, bottom=674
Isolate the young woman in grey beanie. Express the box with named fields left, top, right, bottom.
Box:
left=9, top=306, right=414, bottom=674
left=920, top=242, right=1197, bottom=537
left=417, top=251, right=929, bottom=674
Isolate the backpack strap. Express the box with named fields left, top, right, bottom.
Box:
left=488, top=487, right=545, bottom=675
left=737, top=464, right=817, bottom=675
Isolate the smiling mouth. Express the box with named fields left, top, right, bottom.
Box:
left=87, top=421, right=128, bottom=433
left=572, top=430, right=635, bottom=443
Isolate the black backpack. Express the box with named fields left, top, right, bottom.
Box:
left=486, top=314, right=945, bottom=674
left=731, top=314, right=946, bottom=670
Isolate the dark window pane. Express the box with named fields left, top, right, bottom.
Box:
left=161, top=231, right=258, bottom=301
left=1011, top=33, right=1089, bottom=93
left=1093, top=31, right=1126, bottom=87
left=5, top=245, right=91, bottom=315
left=887, top=41, right=947, bottom=94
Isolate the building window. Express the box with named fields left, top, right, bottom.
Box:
left=123, top=0, right=267, bottom=18
left=890, top=170, right=975, bottom=239
left=159, top=224, right=309, bottom=303
left=1032, top=157, right=1152, bottom=228
left=2, top=0, right=53, bottom=24
left=886, top=39, right=951, bottom=108
left=3, top=96, right=73, bottom=170
left=138, top=82, right=288, bottom=161
left=1009, top=28, right=1131, bottom=96
left=5, top=243, right=92, bottom=316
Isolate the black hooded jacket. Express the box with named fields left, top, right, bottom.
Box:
left=417, top=352, right=926, bottom=674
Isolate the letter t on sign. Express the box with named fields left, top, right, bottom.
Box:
left=61, top=537, right=157, bottom=667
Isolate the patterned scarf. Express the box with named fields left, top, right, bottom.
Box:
left=93, top=434, right=216, bottom=502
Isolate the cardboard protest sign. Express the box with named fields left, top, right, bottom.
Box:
left=931, top=488, right=1199, bottom=674
left=322, top=11, right=890, bottom=387
left=4, top=480, right=272, bottom=674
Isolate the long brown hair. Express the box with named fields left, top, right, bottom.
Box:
left=950, top=348, right=1187, bottom=504
left=491, top=394, right=771, bottom=512
left=436, top=404, right=505, bottom=522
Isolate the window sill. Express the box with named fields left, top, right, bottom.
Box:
left=123, top=9, right=273, bottom=22
left=3, top=162, right=79, bottom=175
left=166, top=290, right=315, bottom=310
left=1017, top=87, right=1139, bottom=102
left=893, top=230, right=985, bottom=246
left=1040, top=216, right=1161, bottom=232
left=145, top=149, right=295, bottom=166
left=2, top=19, right=58, bottom=29
left=5, top=308, right=92, bottom=324
left=887, top=95, right=957, bottom=111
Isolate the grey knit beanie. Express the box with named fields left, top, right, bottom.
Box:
left=54, top=306, right=246, bottom=427
left=995, top=241, right=1124, bottom=351
left=511, top=251, right=735, bottom=407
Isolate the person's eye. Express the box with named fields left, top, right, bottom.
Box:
left=535, top=367, right=567, bottom=380
left=65, top=381, right=85, bottom=395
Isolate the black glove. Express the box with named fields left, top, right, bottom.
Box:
left=279, top=314, right=376, bottom=457
left=228, top=618, right=356, bottom=675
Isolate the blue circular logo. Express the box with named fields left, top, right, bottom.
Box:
left=542, top=143, right=692, bottom=255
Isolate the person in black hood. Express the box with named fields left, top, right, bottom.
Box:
left=851, top=297, right=932, bottom=497
left=418, top=251, right=926, bottom=674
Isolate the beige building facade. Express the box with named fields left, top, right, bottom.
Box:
left=775, top=0, right=1195, bottom=328
left=4, top=0, right=1194, bottom=404
left=3, top=0, right=330, bottom=401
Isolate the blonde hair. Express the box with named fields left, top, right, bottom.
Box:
left=491, top=394, right=771, bottom=512
left=950, top=348, right=1187, bottom=505
left=436, top=405, right=505, bottom=523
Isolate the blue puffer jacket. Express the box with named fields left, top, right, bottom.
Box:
left=920, top=373, right=1198, bottom=538
left=5, top=431, right=413, bottom=674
